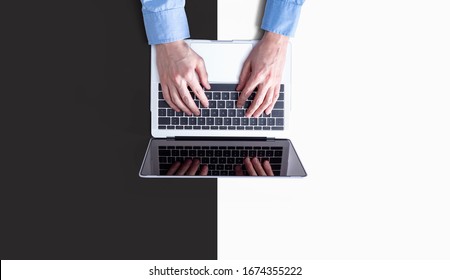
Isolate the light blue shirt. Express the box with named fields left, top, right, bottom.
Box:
left=141, top=0, right=305, bottom=45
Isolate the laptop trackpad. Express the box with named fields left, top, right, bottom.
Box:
left=190, top=42, right=253, bottom=83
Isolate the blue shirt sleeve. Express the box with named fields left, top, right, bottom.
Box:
left=261, top=0, right=305, bottom=37
left=141, top=0, right=190, bottom=45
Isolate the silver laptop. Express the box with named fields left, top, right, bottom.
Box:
left=139, top=40, right=306, bottom=177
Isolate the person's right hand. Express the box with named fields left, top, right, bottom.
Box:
left=156, top=40, right=211, bottom=116
left=235, top=157, right=274, bottom=176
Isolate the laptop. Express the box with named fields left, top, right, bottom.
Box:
left=139, top=40, right=306, bottom=177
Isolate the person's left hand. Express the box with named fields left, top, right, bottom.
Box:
left=166, top=159, right=208, bottom=176
left=236, top=31, right=289, bottom=117
left=235, top=157, right=274, bottom=176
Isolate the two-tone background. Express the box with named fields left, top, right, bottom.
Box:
left=2, top=0, right=450, bottom=260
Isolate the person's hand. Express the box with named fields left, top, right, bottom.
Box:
left=235, top=157, right=274, bottom=176
left=236, top=31, right=289, bottom=117
left=156, top=40, right=211, bottom=116
left=166, top=159, right=208, bottom=176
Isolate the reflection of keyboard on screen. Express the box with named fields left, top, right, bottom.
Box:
left=158, top=145, right=284, bottom=176
left=157, top=84, right=285, bottom=130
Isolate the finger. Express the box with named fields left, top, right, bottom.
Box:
left=246, top=83, right=270, bottom=117
left=186, top=159, right=201, bottom=175
left=178, top=83, right=200, bottom=116
left=263, top=160, right=274, bottom=176
left=253, top=86, right=274, bottom=117
left=196, top=59, right=211, bottom=90
left=169, top=85, right=193, bottom=115
left=236, top=61, right=251, bottom=91
left=166, top=161, right=181, bottom=175
left=175, top=159, right=193, bottom=175
left=244, top=157, right=257, bottom=176
left=199, top=165, right=208, bottom=176
left=162, top=84, right=180, bottom=112
left=235, top=165, right=244, bottom=176
left=237, top=73, right=261, bottom=108
left=251, top=157, right=267, bottom=176
left=265, top=83, right=281, bottom=115
left=188, top=78, right=209, bottom=109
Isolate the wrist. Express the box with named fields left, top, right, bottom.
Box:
left=262, top=31, right=289, bottom=46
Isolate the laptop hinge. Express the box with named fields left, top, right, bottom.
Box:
left=171, top=136, right=273, bottom=141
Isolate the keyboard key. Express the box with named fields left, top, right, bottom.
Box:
left=215, top=118, right=223, bottom=125
left=211, top=109, right=219, bottom=117
left=224, top=118, right=231, bottom=125
left=254, top=126, right=262, bottom=130
left=158, top=92, right=164, bottom=99
left=201, top=109, right=210, bottom=116
left=213, top=92, right=221, bottom=100
left=271, top=110, right=284, bottom=117
left=276, top=118, right=284, bottom=126
left=198, top=118, right=206, bottom=125
left=158, top=118, right=171, bottom=125
left=237, top=110, right=245, bottom=117
left=219, top=109, right=227, bottom=117
left=274, top=101, right=284, bottom=109
left=158, top=126, right=166, bottom=129
left=237, top=127, right=245, bottom=130
left=241, top=118, right=249, bottom=125
left=189, top=118, right=197, bottom=125
left=228, top=126, right=236, bottom=130
left=218, top=101, right=225, bottom=108
left=209, top=100, right=217, bottom=108
left=185, top=126, right=192, bottom=129
left=230, top=92, right=239, bottom=100
left=267, top=118, right=275, bottom=126
left=228, top=110, right=236, bottom=117
left=176, top=126, right=183, bottom=129
left=219, top=126, right=227, bottom=130
left=167, top=126, right=175, bottom=129
left=272, top=127, right=283, bottom=130
left=158, top=100, right=169, bottom=108
left=201, top=126, right=210, bottom=130
left=158, top=109, right=166, bottom=116
left=232, top=118, right=240, bottom=125
left=167, top=109, right=175, bottom=116
left=250, top=118, right=257, bottom=125
left=245, top=126, right=253, bottom=130
left=175, top=111, right=183, bottom=117
left=263, top=127, right=270, bottom=130
left=159, top=150, right=170, bottom=156
left=211, top=126, right=219, bottom=130
left=180, top=118, right=188, bottom=125
left=207, top=118, right=214, bottom=125
left=226, top=101, right=234, bottom=108
left=205, top=92, right=212, bottom=99
left=222, top=92, right=229, bottom=99
left=258, top=118, right=267, bottom=125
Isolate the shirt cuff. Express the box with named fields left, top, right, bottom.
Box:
left=142, top=7, right=190, bottom=45
left=261, top=0, right=304, bottom=37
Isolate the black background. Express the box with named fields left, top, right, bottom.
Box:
left=1, top=0, right=218, bottom=259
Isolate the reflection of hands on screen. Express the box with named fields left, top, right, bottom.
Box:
left=166, top=158, right=208, bottom=176
left=235, top=157, right=274, bottom=176
left=155, top=40, right=210, bottom=116
left=236, top=31, right=288, bottom=118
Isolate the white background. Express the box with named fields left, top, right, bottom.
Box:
left=218, top=0, right=450, bottom=259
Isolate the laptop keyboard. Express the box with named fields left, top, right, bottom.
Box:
left=158, top=145, right=283, bottom=176
left=157, top=84, right=285, bottom=130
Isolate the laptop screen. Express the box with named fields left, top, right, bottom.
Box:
left=140, top=139, right=306, bottom=177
